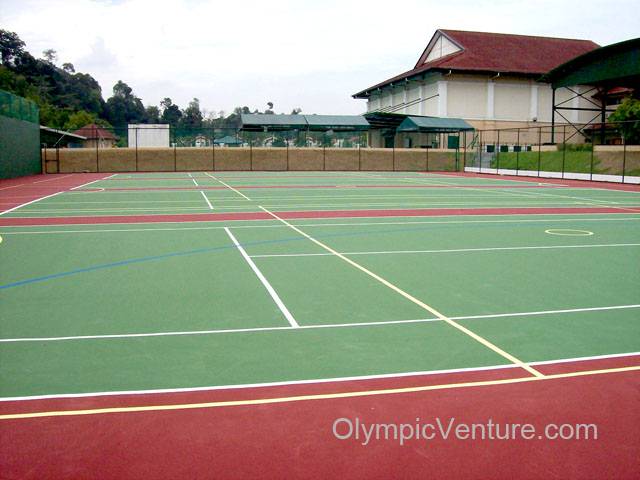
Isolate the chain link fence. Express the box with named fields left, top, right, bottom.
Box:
left=464, top=120, right=640, bottom=184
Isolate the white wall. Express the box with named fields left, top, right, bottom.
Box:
left=128, top=124, right=170, bottom=147
left=364, top=72, right=601, bottom=126
left=447, top=80, right=487, bottom=118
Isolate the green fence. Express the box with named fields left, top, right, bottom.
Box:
left=0, top=89, right=41, bottom=179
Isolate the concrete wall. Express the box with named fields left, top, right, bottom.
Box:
left=367, top=73, right=601, bottom=129
left=45, top=147, right=462, bottom=173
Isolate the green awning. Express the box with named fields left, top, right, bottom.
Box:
left=240, top=114, right=308, bottom=131
left=396, top=116, right=474, bottom=133
left=240, top=114, right=370, bottom=132
left=213, top=135, right=242, bottom=145
left=542, top=38, right=640, bottom=89
left=305, top=115, right=370, bottom=131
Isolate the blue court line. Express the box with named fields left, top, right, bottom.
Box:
left=0, top=219, right=583, bottom=290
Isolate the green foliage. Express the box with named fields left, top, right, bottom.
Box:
left=63, top=110, right=97, bottom=132
left=0, top=30, right=25, bottom=66
left=160, top=98, right=182, bottom=126
left=609, top=98, right=640, bottom=144
left=557, top=143, right=592, bottom=152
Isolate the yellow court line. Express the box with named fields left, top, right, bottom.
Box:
left=1, top=366, right=637, bottom=421
left=259, top=206, right=544, bottom=378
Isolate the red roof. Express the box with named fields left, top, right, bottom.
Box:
left=72, top=124, right=117, bottom=140
left=353, top=30, right=599, bottom=97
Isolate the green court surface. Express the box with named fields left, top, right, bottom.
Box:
left=0, top=172, right=639, bottom=398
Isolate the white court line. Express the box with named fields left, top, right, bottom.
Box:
left=250, top=243, right=640, bottom=258
left=200, top=191, right=213, bottom=210
left=70, top=178, right=106, bottom=190
left=2, top=215, right=639, bottom=234
left=0, top=191, right=65, bottom=216
left=224, top=227, right=298, bottom=328
left=204, top=172, right=252, bottom=200
left=0, top=174, right=115, bottom=215
left=1, top=350, right=637, bottom=402
left=33, top=174, right=73, bottom=183
left=2, top=304, right=637, bottom=343
left=189, top=173, right=200, bottom=187
left=259, top=206, right=543, bottom=378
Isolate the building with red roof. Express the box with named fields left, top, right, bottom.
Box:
left=353, top=30, right=601, bottom=146
left=71, top=124, right=118, bottom=148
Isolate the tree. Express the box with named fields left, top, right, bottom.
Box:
left=0, top=30, right=25, bottom=66
left=160, top=97, right=182, bottom=126
left=145, top=105, right=161, bottom=123
left=291, top=107, right=302, bottom=115
left=42, top=49, right=57, bottom=64
left=181, top=97, right=203, bottom=128
left=105, top=80, right=146, bottom=127
left=609, top=98, right=640, bottom=144
left=62, top=62, right=75, bottom=73
left=64, top=110, right=97, bottom=131
left=265, top=102, right=274, bottom=114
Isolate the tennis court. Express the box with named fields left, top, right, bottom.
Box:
left=1, top=171, right=639, bottom=478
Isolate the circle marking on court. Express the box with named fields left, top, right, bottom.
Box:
left=545, top=229, right=594, bottom=236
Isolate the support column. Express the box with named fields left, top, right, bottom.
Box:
left=486, top=80, right=495, bottom=120
left=437, top=81, right=447, bottom=117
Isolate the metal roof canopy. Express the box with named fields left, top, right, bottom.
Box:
left=396, top=116, right=474, bottom=133
left=305, top=115, right=369, bottom=131
left=542, top=38, right=640, bottom=89
left=240, top=114, right=370, bottom=132
left=363, top=112, right=408, bottom=130
left=240, top=114, right=307, bottom=131
left=540, top=38, right=639, bottom=144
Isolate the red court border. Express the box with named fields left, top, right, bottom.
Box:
left=0, top=355, right=638, bottom=479
left=2, top=205, right=640, bottom=226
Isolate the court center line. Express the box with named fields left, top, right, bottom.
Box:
left=204, top=172, right=252, bottom=200
left=224, top=227, right=298, bottom=328
left=258, top=206, right=544, bottom=378
left=1, top=304, right=638, bottom=343
left=2, top=216, right=638, bottom=235
left=200, top=191, right=214, bottom=210
left=249, top=243, right=640, bottom=258
left=2, top=366, right=637, bottom=420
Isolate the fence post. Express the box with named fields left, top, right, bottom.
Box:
left=589, top=140, right=594, bottom=181
left=358, top=145, right=361, bottom=171
left=211, top=129, right=215, bottom=171
left=135, top=127, right=139, bottom=172
left=462, top=131, right=467, bottom=171
left=426, top=145, right=429, bottom=172
left=561, top=125, right=566, bottom=179
left=323, top=146, right=326, bottom=171
left=496, top=130, right=500, bottom=173
left=622, top=134, right=627, bottom=184
left=515, top=128, right=520, bottom=176
left=392, top=145, right=396, bottom=171
left=537, top=127, right=542, bottom=177
left=478, top=130, right=482, bottom=173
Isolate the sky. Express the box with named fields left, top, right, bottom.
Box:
left=2, top=0, right=639, bottom=116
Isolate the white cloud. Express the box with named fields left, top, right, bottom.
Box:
left=1, top=0, right=638, bottom=114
